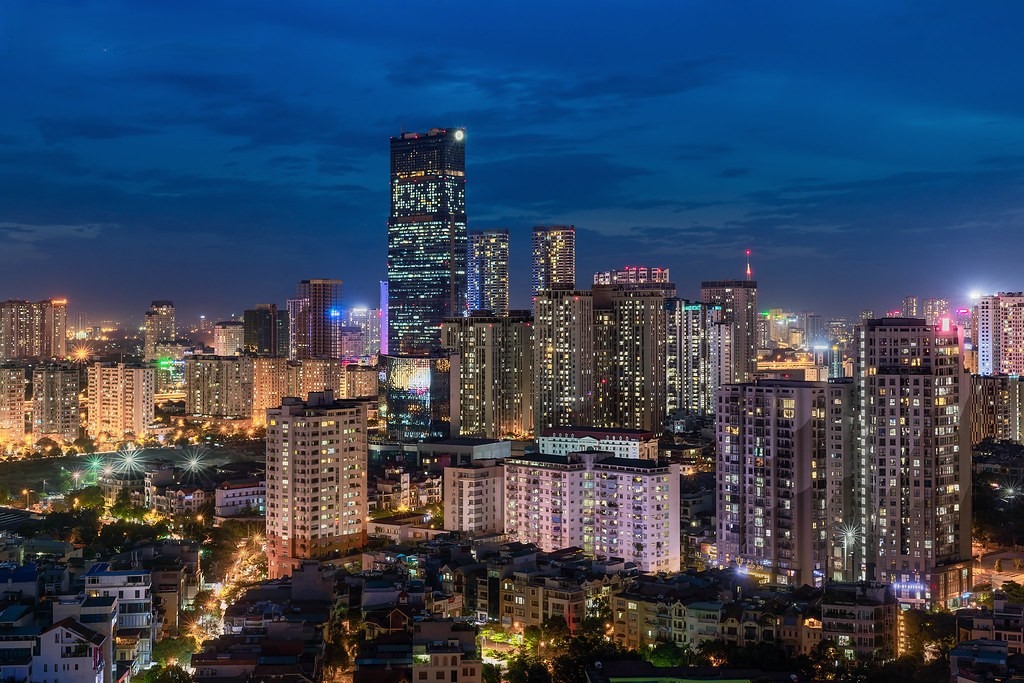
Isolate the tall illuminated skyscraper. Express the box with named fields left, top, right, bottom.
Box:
left=853, top=318, right=971, bottom=608
left=243, top=304, right=289, bottom=356
left=143, top=301, right=175, bottom=362
left=665, top=299, right=722, bottom=416
left=0, top=298, right=68, bottom=361
left=701, top=280, right=758, bottom=384
left=534, top=289, right=593, bottom=430
left=531, top=226, right=575, bottom=295
left=387, top=128, right=467, bottom=355
left=31, top=363, right=79, bottom=442
left=290, top=279, right=343, bottom=359
left=467, top=229, right=510, bottom=315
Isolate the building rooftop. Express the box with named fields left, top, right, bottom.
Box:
left=541, top=426, right=655, bottom=440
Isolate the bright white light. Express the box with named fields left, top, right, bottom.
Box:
left=969, top=290, right=982, bottom=300
left=454, top=130, right=464, bottom=141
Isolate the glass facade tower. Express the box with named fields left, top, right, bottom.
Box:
left=387, top=128, right=467, bottom=355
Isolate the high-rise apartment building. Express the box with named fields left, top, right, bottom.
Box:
left=701, top=280, right=758, bottom=384
left=0, top=363, right=26, bottom=447
left=923, top=298, right=950, bottom=327
left=974, top=293, right=1024, bottom=376
left=715, top=380, right=839, bottom=587
left=243, top=304, right=289, bottom=356
left=593, top=286, right=668, bottom=432
left=143, top=301, right=175, bottom=362
left=443, top=459, right=505, bottom=535
left=504, top=450, right=680, bottom=573
left=665, top=299, right=722, bottom=416
left=266, top=391, right=368, bottom=578
left=901, top=296, right=920, bottom=318
left=533, top=289, right=593, bottom=430
left=213, top=321, right=245, bottom=356
left=387, top=128, right=467, bottom=355
left=592, top=266, right=670, bottom=286
left=467, top=229, right=510, bottom=316
left=31, top=363, right=80, bottom=442
left=290, top=279, right=344, bottom=360
left=855, top=318, right=971, bottom=608
left=531, top=226, right=575, bottom=295
left=0, top=298, right=67, bottom=361
left=441, top=311, right=533, bottom=438
left=344, top=308, right=382, bottom=358
left=87, top=363, right=155, bottom=439
left=184, top=355, right=254, bottom=419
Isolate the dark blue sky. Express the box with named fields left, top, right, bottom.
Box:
left=1, top=1, right=1023, bottom=322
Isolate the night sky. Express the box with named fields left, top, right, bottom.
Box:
left=1, top=2, right=1022, bottom=323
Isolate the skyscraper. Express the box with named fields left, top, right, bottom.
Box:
left=665, top=299, right=722, bottom=416
left=343, top=308, right=382, bottom=359
left=143, top=301, right=175, bottom=362
left=184, top=355, right=254, bottom=419
left=266, top=391, right=368, bottom=578
left=716, top=379, right=841, bottom=586
left=467, top=229, right=510, bottom=315
left=901, top=296, right=920, bottom=318
left=593, top=285, right=669, bottom=432
left=701, top=280, right=758, bottom=384
left=243, top=304, right=288, bottom=356
left=213, top=321, right=245, bottom=356
left=32, top=363, right=79, bottom=442
left=290, top=279, right=343, bottom=359
left=854, top=318, right=971, bottom=608
left=87, top=362, right=155, bottom=439
left=0, top=363, right=26, bottom=447
left=531, top=226, right=575, bottom=296
left=533, top=289, right=593, bottom=430
left=442, top=311, right=534, bottom=438
left=0, top=298, right=67, bottom=361
left=387, top=128, right=467, bottom=355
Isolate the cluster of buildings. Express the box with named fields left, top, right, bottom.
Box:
left=0, top=538, right=201, bottom=683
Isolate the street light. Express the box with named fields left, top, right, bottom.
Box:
left=22, top=489, right=29, bottom=509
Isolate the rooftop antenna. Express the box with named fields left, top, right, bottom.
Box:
left=745, top=249, right=752, bottom=281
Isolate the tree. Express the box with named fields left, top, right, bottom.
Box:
left=143, top=665, right=194, bottom=683
left=110, top=489, right=147, bottom=522
left=549, top=631, right=639, bottom=683
left=151, top=636, right=198, bottom=667
left=900, top=610, right=957, bottom=660
left=73, top=436, right=96, bottom=454
left=482, top=663, right=501, bottom=683
left=68, top=485, right=105, bottom=510
left=506, top=654, right=552, bottom=683
left=998, top=580, right=1024, bottom=604
left=35, top=437, right=62, bottom=457
left=645, top=642, right=689, bottom=668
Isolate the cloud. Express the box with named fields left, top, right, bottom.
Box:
left=719, top=168, right=750, bottom=178
left=0, top=221, right=110, bottom=262
left=36, top=117, right=156, bottom=143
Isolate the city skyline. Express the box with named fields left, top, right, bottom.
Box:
left=1, top=2, right=1022, bottom=320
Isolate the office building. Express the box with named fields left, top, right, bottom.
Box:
left=701, top=280, right=758, bottom=383
left=387, top=128, right=467, bottom=355
left=441, top=311, right=534, bottom=439
left=143, top=301, right=175, bottom=362
left=290, top=279, right=344, bottom=359
left=184, top=355, right=254, bottom=419
left=266, top=391, right=368, bottom=578
left=533, top=289, right=593, bottom=430
left=467, top=229, right=510, bottom=315
left=213, top=321, right=245, bottom=356
left=0, top=298, right=67, bottom=361
left=715, top=380, right=837, bottom=587
left=31, top=363, right=80, bottom=442
left=344, top=307, right=382, bottom=358
left=443, top=459, right=505, bottom=535
left=855, top=318, right=971, bottom=608
left=593, top=285, right=668, bottom=431
left=531, top=225, right=575, bottom=295
left=665, top=299, right=722, bottom=416
left=504, top=450, right=680, bottom=573
left=243, top=304, right=289, bottom=356
left=86, top=363, right=155, bottom=439
left=379, top=354, right=458, bottom=442
left=379, top=281, right=389, bottom=355
left=0, top=363, right=26, bottom=447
